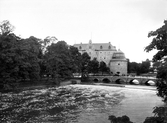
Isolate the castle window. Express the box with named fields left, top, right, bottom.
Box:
left=100, top=46, right=103, bottom=49
left=79, top=46, right=82, bottom=49
left=118, top=63, right=120, bottom=65
left=108, top=46, right=111, bottom=49
left=89, top=46, right=92, bottom=49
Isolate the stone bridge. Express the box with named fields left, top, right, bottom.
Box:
left=88, top=76, right=157, bottom=86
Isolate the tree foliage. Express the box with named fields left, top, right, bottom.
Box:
left=45, top=41, right=73, bottom=81
left=128, top=62, right=140, bottom=74
left=41, top=36, right=57, bottom=53
left=88, top=58, right=99, bottom=75
left=145, top=20, right=167, bottom=62
left=128, top=59, right=151, bottom=75
left=140, top=59, right=151, bottom=74
left=80, top=52, right=91, bottom=76
left=69, top=46, right=82, bottom=73
left=99, top=61, right=110, bottom=75
left=145, top=20, right=167, bottom=102
left=0, top=20, right=14, bottom=35
left=20, top=36, right=41, bottom=80
left=0, top=21, right=42, bottom=90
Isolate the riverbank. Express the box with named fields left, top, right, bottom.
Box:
left=0, top=80, right=70, bottom=93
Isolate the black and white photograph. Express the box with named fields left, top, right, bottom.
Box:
left=0, top=0, right=167, bottom=122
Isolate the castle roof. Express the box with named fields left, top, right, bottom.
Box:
left=112, top=50, right=127, bottom=60
left=74, top=42, right=117, bottom=51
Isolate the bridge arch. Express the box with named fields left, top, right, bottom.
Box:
left=145, top=80, right=156, bottom=86
left=129, top=79, right=140, bottom=85
left=102, top=78, right=110, bottom=83
left=115, top=79, right=125, bottom=84
left=93, top=78, right=99, bottom=82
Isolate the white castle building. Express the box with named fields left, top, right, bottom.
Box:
left=74, top=40, right=127, bottom=75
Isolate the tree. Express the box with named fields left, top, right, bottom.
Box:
left=38, top=36, right=58, bottom=77
left=20, top=36, right=41, bottom=80
left=0, top=21, right=22, bottom=90
left=128, top=59, right=151, bottom=75
left=69, top=46, right=82, bottom=73
left=128, top=62, right=141, bottom=75
left=45, top=41, right=73, bottom=84
left=140, top=59, right=151, bottom=74
left=145, top=20, right=167, bottom=62
left=0, top=21, right=42, bottom=90
left=80, top=52, right=91, bottom=77
left=41, top=36, right=57, bottom=54
left=99, top=61, right=110, bottom=75
left=0, top=33, right=21, bottom=87
left=145, top=20, right=167, bottom=102
left=0, top=20, right=14, bottom=35
left=88, top=58, right=99, bottom=75
left=127, top=59, right=131, bottom=74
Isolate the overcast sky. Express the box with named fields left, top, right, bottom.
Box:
left=0, top=0, right=167, bottom=62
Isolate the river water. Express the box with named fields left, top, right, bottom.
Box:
left=0, top=84, right=164, bottom=123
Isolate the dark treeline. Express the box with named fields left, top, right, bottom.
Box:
left=0, top=20, right=110, bottom=91
left=128, top=59, right=152, bottom=75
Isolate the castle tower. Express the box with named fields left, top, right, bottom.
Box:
left=109, top=50, right=127, bottom=75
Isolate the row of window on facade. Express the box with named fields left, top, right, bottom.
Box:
left=89, top=52, right=111, bottom=55
left=88, top=51, right=112, bottom=55
left=79, top=45, right=111, bottom=50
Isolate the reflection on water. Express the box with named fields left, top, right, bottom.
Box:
left=0, top=85, right=165, bottom=123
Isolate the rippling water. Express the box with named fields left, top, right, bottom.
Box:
left=0, top=85, right=164, bottom=123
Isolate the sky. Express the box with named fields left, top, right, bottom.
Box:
left=0, top=0, right=167, bottom=63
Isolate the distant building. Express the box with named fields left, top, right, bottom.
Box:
left=73, top=40, right=127, bottom=75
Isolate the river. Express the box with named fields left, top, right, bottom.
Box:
left=0, top=84, right=164, bottom=123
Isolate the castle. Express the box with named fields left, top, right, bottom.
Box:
left=73, top=40, right=127, bottom=75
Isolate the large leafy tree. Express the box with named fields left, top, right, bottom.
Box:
left=38, top=36, right=58, bottom=77
left=145, top=20, right=167, bottom=101
left=45, top=41, right=73, bottom=84
left=20, top=36, right=41, bottom=80
left=0, top=31, right=22, bottom=85
left=0, top=21, right=42, bottom=90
